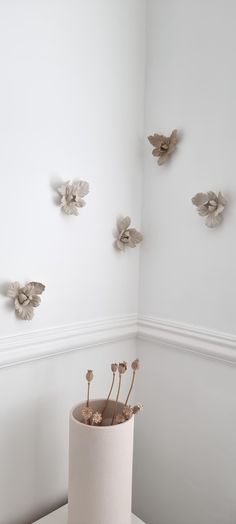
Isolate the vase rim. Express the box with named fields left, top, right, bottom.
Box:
left=70, top=398, right=134, bottom=430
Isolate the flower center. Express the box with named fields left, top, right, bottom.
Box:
left=18, top=293, right=28, bottom=304
left=121, top=232, right=130, bottom=243
left=160, top=142, right=168, bottom=152
left=207, top=200, right=217, bottom=212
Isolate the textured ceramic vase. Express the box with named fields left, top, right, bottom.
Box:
left=68, top=399, right=134, bottom=524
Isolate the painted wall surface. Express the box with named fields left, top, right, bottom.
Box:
left=139, top=0, right=236, bottom=335
left=0, top=0, right=145, bottom=337
left=134, top=2, right=236, bottom=524
left=2, top=2, right=236, bottom=524
left=134, top=340, right=236, bottom=524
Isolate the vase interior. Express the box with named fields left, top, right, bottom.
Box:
left=72, top=398, right=131, bottom=426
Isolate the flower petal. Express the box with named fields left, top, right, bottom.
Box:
left=218, top=192, right=227, bottom=207
left=76, top=198, right=86, bottom=208
left=152, top=147, right=161, bottom=157
left=31, top=295, right=41, bottom=307
left=197, top=205, right=209, bottom=216
left=116, top=239, right=125, bottom=250
left=205, top=213, right=223, bottom=228
left=57, top=181, right=70, bottom=196
left=170, top=129, right=178, bottom=145
left=7, top=282, right=20, bottom=298
left=214, top=204, right=224, bottom=216
left=77, top=181, right=89, bottom=198
left=29, top=282, right=45, bottom=295
left=22, top=284, right=34, bottom=296
left=207, top=191, right=217, bottom=201
left=192, top=193, right=208, bottom=207
left=62, top=203, right=78, bottom=215
left=118, top=216, right=131, bottom=233
left=158, top=153, right=168, bottom=165
left=129, top=229, right=143, bottom=246
left=148, top=134, right=166, bottom=148
left=147, top=134, right=160, bottom=147
left=15, top=299, right=34, bottom=320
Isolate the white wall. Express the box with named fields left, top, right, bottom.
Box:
left=0, top=1, right=146, bottom=523
left=139, top=0, right=236, bottom=334
left=0, top=0, right=145, bottom=336
left=134, top=1, right=236, bottom=523
left=2, top=2, right=236, bottom=524
left=134, top=340, right=236, bottom=524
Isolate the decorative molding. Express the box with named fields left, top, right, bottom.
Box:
left=0, top=315, right=137, bottom=369
left=138, top=315, right=236, bottom=365
left=1, top=313, right=236, bottom=369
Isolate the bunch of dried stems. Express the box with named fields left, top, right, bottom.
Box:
left=81, top=359, right=143, bottom=426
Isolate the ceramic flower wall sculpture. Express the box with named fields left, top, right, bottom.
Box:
left=57, top=180, right=89, bottom=215
left=148, top=129, right=178, bottom=165
left=7, top=281, right=45, bottom=320
left=192, top=191, right=226, bottom=228
left=116, top=216, right=143, bottom=251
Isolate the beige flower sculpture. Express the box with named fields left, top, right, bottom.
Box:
left=148, top=129, right=178, bottom=165
left=57, top=180, right=89, bottom=215
left=192, top=191, right=226, bottom=228
left=116, top=216, right=143, bottom=250
left=7, top=281, right=45, bottom=320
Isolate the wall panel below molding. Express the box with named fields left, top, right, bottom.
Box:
left=0, top=338, right=136, bottom=524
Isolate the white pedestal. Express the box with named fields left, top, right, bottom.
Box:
left=33, top=504, right=145, bottom=523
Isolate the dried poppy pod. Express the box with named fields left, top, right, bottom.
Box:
left=123, top=405, right=133, bottom=420
left=81, top=406, right=93, bottom=424
left=86, top=370, right=94, bottom=382
left=111, top=363, right=118, bottom=373
left=92, top=412, right=102, bottom=425
left=131, top=358, right=140, bottom=371
left=133, top=404, right=143, bottom=415
left=118, top=361, right=128, bottom=374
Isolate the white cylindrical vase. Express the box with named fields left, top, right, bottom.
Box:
left=68, top=398, right=134, bottom=524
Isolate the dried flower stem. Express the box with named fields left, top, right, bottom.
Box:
left=87, top=382, right=90, bottom=408
left=102, top=373, right=116, bottom=418
left=125, top=359, right=140, bottom=406
left=111, top=362, right=127, bottom=425
left=125, top=371, right=135, bottom=406
left=85, top=370, right=93, bottom=425
left=111, top=373, right=122, bottom=425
